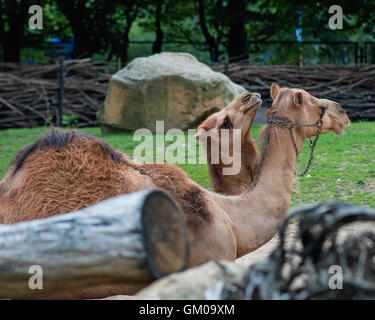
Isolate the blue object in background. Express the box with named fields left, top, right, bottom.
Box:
left=296, top=10, right=303, bottom=42
left=45, top=38, right=74, bottom=59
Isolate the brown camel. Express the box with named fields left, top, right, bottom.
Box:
left=0, top=87, right=350, bottom=298
left=196, top=93, right=260, bottom=195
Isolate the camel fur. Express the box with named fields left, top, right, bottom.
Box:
left=196, top=92, right=260, bottom=195
left=0, top=88, right=350, bottom=298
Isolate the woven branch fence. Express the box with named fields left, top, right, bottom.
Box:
left=213, top=62, right=375, bottom=121
left=0, top=59, right=113, bottom=129
left=0, top=60, right=374, bottom=130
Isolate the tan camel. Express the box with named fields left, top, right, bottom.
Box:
left=0, top=87, right=350, bottom=298
left=196, top=93, right=260, bottom=195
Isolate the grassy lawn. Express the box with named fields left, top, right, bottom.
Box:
left=0, top=122, right=374, bottom=207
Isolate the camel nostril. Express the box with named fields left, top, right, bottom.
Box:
left=253, top=92, right=261, bottom=99
left=250, top=95, right=261, bottom=105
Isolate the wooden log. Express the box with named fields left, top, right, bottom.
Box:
left=0, top=190, right=189, bottom=299
left=136, top=260, right=247, bottom=300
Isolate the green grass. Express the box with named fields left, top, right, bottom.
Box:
left=0, top=122, right=374, bottom=207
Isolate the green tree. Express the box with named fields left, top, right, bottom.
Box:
left=0, top=0, right=34, bottom=62
left=56, top=0, right=108, bottom=58
left=120, top=0, right=144, bottom=63
left=197, top=0, right=225, bottom=62
left=152, top=0, right=164, bottom=53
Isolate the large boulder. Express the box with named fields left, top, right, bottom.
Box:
left=98, top=52, right=246, bottom=132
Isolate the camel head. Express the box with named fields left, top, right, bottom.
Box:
left=195, top=92, right=262, bottom=144
left=267, top=83, right=350, bottom=139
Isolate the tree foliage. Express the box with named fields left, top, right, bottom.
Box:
left=0, top=0, right=373, bottom=63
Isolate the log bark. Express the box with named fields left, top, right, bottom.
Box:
left=0, top=190, right=189, bottom=299
left=136, top=202, right=375, bottom=300
left=136, top=260, right=247, bottom=300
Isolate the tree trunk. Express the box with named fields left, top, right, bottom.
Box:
left=120, top=22, right=132, bottom=66
left=226, top=0, right=247, bottom=61
left=0, top=1, right=28, bottom=63
left=198, top=0, right=219, bottom=63
left=2, top=38, right=22, bottom=62
left=209, top=46, right=219, bottom=63
left=0, top=190, right=189, bottom=299
left=71, top=30, right=92, bottom=58
left=121, top=36, right=129, bottom=66
left=57, top=0, right=91, bottom=59
left=121, top=1, right=139, bottom=66
left=152, top=0, right=164, bottom=54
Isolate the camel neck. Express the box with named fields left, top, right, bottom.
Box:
left=245, top=125, right=299, bottom=205
left=213, top=125, right=301, bottom=257
left=208, top=135, right=258, bottom=195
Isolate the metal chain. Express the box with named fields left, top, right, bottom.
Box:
left=266, top=107, right=326, bottom=177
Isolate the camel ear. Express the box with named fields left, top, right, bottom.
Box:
left=294, top=92, right=303, bottom=107
left=195, top=128, right=204, bottom=142
left=270, top=83, right=280, bottom=100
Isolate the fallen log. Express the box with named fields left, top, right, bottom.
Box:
left=0, top=190, right=189, bottom=299
left=136, top=201, right=375, bottom=300
left=136, top=260, right=247, bottom=300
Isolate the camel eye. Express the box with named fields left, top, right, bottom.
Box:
left=221, top=116, right=231, bottom=128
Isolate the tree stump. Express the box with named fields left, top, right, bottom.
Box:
left=0, top=190, right=189, bottom=299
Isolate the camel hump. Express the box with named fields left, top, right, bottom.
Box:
left=10, top=128, right=124, bottom=176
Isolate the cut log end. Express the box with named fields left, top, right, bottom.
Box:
left=0, top=190, right=190, bottom=299
left=142, top=191, right=190, bottom=278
